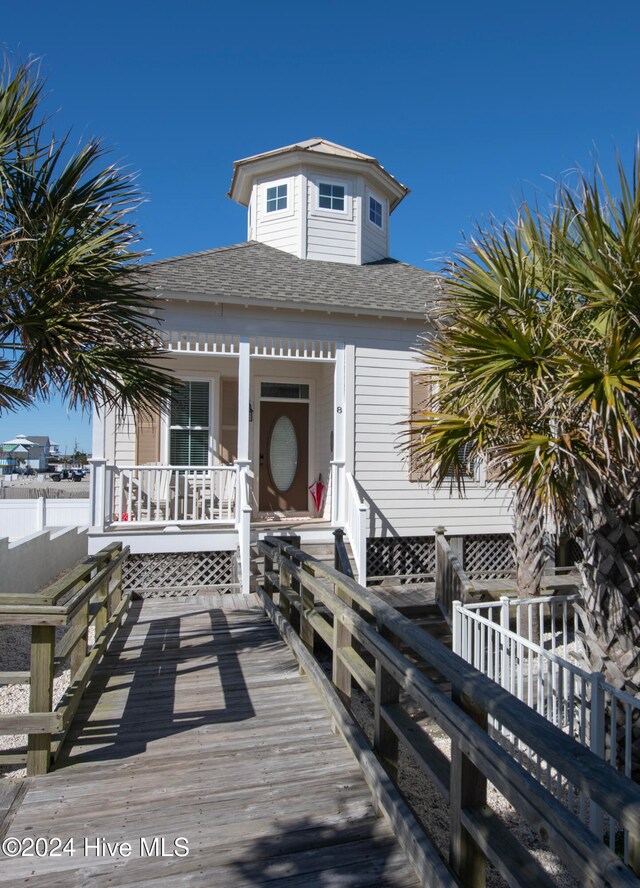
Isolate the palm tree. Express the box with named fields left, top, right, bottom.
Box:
left=410, top=149, right=640, bottom=709
left=409, top=207, right=567, bottom=601
left=0, top=60, right=173, bottom=415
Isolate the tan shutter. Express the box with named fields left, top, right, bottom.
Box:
left=220, top=379, right=238, bottom=465
left=485, top=460, right=502, bottom=482
left=409, top=371, right=432, bottom=482
left=135, top=408, right=161, bottom=465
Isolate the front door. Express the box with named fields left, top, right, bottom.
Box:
left=259, top=401, right=309, bottom=511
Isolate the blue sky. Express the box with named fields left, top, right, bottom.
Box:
left=2, top=0, right=640, bottom=453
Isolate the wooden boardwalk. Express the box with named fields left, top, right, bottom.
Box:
left=0, top=597, right=420, bottom=887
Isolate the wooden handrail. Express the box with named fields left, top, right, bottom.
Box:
left=258, top=535, right=640, bottom=888
left=0, top=543, right=131, bottom=775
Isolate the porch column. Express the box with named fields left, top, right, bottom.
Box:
left=236, top=337, right=252, bottom=594
left=331, top=342, right=346, bottom=526
left=89, top=402, right=106, bottom=532
left=237, top=337, right=251, bottom=463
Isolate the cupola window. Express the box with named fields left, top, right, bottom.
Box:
left=369, top=196, right=383, bottom=228
left=266, top=184, right=288, bottom=213
left=318, top=183, right=345, bottom=211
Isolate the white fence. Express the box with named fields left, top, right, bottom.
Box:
left=107, top=465, right=237, bottom=526
left=453, top=594, right=640, bottom=861
left=0, top=498, right=90, bottom=541
left=344, top=472, right=367, bottom=585
left=0, top=526, right=88, bottom=596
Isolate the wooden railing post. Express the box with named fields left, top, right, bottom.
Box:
left=279, top=549, right=293, bottom=623
left=27, top=625, right=56, bottom=776
left=332, top=586, right=353, bottom=707
left=264, top=543, right=276, bottom=600
left=94, top=574, right=110, bottom=638
left=299, top=574, right=315, bottom=658
left=434, top=525, right=447, bottom=614
left=450, top=690, right=488, bottom=887
left=374, top=623, right=400, bottom=783
left=70, top=601, right=89, bottom=681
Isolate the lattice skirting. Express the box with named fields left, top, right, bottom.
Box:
left=463, top=534, right=515, bottom=579
left=123, top=551, right=237, bottom=597
left=367, top=537, right=436, bottom=581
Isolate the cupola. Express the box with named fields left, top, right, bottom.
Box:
left=228, top=138, right=409, bottom=265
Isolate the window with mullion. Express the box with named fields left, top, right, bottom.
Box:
left=369, top=196, right=383, bottom=228
left=318, top=182, right=345, bottom=211
left=266, top=184, right=288, bottom=212
left=169, top=381, right=210, bottom=466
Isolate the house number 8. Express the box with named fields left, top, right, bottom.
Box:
left=336, top=406, right=343, bottom=413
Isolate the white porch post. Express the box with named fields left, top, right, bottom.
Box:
left=236, top=337, right=252, bottom=594
left=331, top=342, right=346, bottom=526
left=89, top=403, right=106, bottom=532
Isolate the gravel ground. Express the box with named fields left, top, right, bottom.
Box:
left=350, top=688, right=580, bottom=888
left=0, top=624, right=92, bottom=780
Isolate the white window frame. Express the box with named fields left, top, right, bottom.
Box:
left=261, top=177, right=294, bottom=220
left=366, top=188, right=386, bottom=232
left=161, top=374, right=219, bottom=466
left=309, top=173, right=353, bottom=221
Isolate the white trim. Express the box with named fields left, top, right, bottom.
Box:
left=237, top=338, right=251, bottom=464
left=260, top=176, right=294, bottom=220
left=365, top=186, right=386, bottom=232
left=308, top=172, right=354, bottom=222
left=163, top=373, right=220, bottom=467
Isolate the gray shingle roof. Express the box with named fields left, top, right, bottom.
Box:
left=141, top=241, right=441, bottom=317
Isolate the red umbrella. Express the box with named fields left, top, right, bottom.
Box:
left=309, top=475, right=325, bottom=513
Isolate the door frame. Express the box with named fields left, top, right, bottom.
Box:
left=253, top=374, right=316, bottom=513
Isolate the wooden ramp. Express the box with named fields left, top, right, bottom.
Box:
left=0, top=597, right=420, bottom=887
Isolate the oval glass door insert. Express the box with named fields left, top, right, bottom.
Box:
left=269, top=416, right=298, bottom=492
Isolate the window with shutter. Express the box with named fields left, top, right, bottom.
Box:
left=408, top=371, right=432, bottom=482
left=169, top=381, right=210, bottom=466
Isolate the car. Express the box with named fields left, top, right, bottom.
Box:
left=50, top=469, right=71, bottom=481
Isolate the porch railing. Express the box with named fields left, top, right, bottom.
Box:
left=453, top=594, right=640, bottom=862
left=107, top=465, right=237, bottom=526
left=344, top=472, right=367, bottom=585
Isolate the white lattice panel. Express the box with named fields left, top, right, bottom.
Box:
left=123, top=552, right=236, bottom=596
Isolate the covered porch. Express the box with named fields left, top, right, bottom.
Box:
left=88, top=332, right=366, bottom=587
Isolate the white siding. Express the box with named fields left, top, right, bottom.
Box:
left=361, top=187, right=388, bottom=264
left=306, top=170, right=358, bottom=264
left=253, top=173, right=301, bottom=256
left=114, top=406, right=135, bottom=465
left=353, top=338, right=514, bottom=537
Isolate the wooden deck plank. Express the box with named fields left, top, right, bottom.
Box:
left=0, top=599, right=421, bottom=886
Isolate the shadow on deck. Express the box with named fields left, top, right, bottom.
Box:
left=0, top=597, right=420, bottom=887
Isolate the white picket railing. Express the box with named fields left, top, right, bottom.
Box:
left=107, top=465, right=237, bottom=526
left=453, top=594, right=640, bottom=860
left=343, top=472, right=367, bottom=585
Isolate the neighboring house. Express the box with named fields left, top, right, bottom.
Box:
left=2, top=435, right=58, bottom=471
left=89, top=139, right=513, bottom=590
left=0, top=448, right=18, bottom=475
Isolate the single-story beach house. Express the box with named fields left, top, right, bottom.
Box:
left=88, top=139, right=513, bottom=592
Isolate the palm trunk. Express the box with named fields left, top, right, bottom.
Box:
left=512, top=482, right=548, bottom=641
left=575, top=474, right=640, bottom=779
